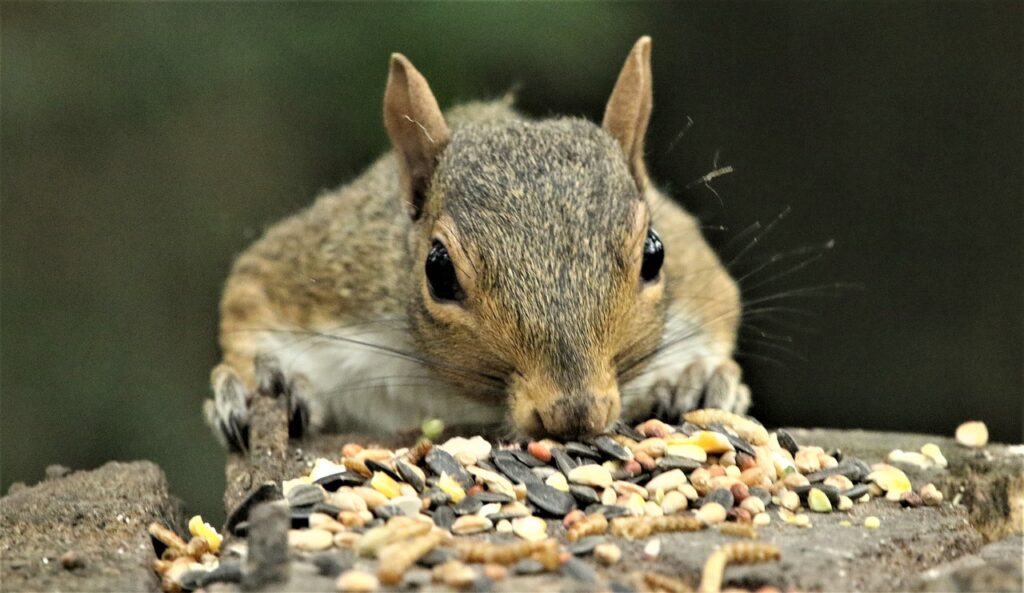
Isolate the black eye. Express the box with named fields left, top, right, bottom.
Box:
left=425, top=240, right=465, bottom=302
left=641, top=228, right=664, bottom=282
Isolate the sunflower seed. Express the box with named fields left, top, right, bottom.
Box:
left=492, top=451, right=541, bottom=486
left=426, top=448, right=473, bottom=489
left=612, top=421, right=644, bottom=441
left=509, top=449, right=547, bottom=468
left=314, top=471, right=365, bottom=491
left=286, top=484, right=324, bottom=508
left=776, top=430, right=800, bottom=455
left=551, top=448, right=579, bottom=476
left=569, top=485, right=600, bottom=506
left=565, top=442, right=602, bottom=460
left=525, top=482, right=576, bottom=517
left=454, top=495, right=484, bottom=516
left=593, top=436, right=631, bottom=461
left=475, top=491, right=513, bottom=504
left=704, top=488, right=734, bottom=509
left=396, top=461, right=426, bottom=493
left=432, top=505, right=455, bottom=530
left=583, top=504, right=631, bottom=519
left=567, top=535, right=605, bottom=556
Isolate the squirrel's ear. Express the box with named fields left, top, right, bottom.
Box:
left=602, top=36, right=653, bottom=192
left=384, top=53, right=450, bottom=219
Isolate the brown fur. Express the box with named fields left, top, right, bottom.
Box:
left=207, top=37, right=743, bottom=443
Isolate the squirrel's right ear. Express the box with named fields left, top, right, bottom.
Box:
left=384, top=53, right=450, bottom=219
left=603, top=36, right=653, bottom=193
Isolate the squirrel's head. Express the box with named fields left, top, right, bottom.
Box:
left=384, top=38, right=666, bottom=439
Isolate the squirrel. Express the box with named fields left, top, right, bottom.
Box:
left=204, top=37, right=747, bottom=450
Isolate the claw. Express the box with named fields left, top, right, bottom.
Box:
left=703, top=359, right=741, bottom=410
left=675, top=362, right=706, bottom=413
left=254, top=354, right=287, bottom=398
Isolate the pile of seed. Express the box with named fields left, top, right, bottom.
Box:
left=158, top=409, right=956, bottom=592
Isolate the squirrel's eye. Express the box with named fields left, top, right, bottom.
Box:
left=425, top=240, right=465, bottom=302
left=641, top=228, right=664, bottom=282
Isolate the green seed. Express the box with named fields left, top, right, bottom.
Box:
left=807, top=487, right=833, bottom=513
left=421, top=417, right=445, bottom=441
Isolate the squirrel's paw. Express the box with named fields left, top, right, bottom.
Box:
left=650, top=358, right=751, bottom=421
left=203, top=355, right=320, bottom=452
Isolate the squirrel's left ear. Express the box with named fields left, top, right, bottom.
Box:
left=603, top=36, right=653, bottom=192
left=384, top=53, right=450, bottom=219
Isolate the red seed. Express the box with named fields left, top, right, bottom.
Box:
left=708, top=465, right=726, bottom=478
left=736, top=452, right=757, bottom=471
left=527, top=441, right=552, bottom=463
left=730, top=482, right=749, bottom=503
left=466, top=484, right=484, bottom=497
left=623, top=460, right=643, bottom=476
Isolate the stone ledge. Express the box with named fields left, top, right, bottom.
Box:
left=0, top=461, right=183, bottom=593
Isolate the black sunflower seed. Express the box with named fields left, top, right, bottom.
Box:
left=425, top=448, right=473, bottom=489
left=510, top=449, right=547, bottom=468
left=592, top=435, right=631, bottom=461
left=776, top=430, right=800, bottom=455
left=314, top=471, right=365, bottom=491
left=583, top=504, right=631, bottom=519
left=705, top=488, right=735, bottom=509
left=475, top=491, right=513, bottom=504
left=311, top=502, right=342, bottom=517
left=365, top=459, right=401, bottom=482
left=841, top=484, right=870, bottom=500
left=453, top=495, right=483, bottom=515
left=612, top=421, right=644, bottom=441
left=565, top=441, right=602, bottom=460
left=525, top=482, right=576, bottom=516
left=569, top=485, right=600, bottom=506
left=396, top=461, right=425, bottom=493
left=431, top=505, right=456, bottom=529
left=418, top=546, right=458, bottom=567
left=567, top=535, right=605, bottom=556
left=492, top=451, right=542, bottom=486
left=286, top=484, right=324, bottom=508
left=551, top=448, right=579, bottom=476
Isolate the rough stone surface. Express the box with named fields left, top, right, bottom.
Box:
left=0, top=461, right=182, bottom=592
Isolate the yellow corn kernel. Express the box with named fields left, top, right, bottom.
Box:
left=188, top=515, right=222, bottom=554
left=438, top=472, right=466, bottom=504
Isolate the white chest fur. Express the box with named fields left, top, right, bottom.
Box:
left=260, top=326, right=506, bottom=433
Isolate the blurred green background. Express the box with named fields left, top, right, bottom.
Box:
left=2, top=2, right=1021, bottom=521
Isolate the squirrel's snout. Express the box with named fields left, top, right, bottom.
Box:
left=528, top=392, right=618, bottom=440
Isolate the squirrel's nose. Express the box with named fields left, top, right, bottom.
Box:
left=535, top=393, right=614, bottom=439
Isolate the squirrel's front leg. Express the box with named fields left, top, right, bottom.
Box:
left=649, top=358, right=752, bottom=421
left=203, top=355, right=323, bottom=451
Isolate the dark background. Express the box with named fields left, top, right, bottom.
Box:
left=2, top=2, right=1021, bottom=521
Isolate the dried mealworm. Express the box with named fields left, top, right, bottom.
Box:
left=642, top=571, right=696, bottom=593
left=611, top=515, right=704, bottom=540
left=566, top=513, right=608, bottom=541
left=716, top=522, right=758, bottom=539
left=148, top=522, right=187, bottom=553
left=377, top=530, right=449, bottom=585
left=454, top=538, right=557, bottom=567
left=344, top=457, right=373, bottom=478
left=404, top=438, right=434, bottom=465
left=699, top=542, right=781, bottom=593
left=683, top=409, right=768, bottom=446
